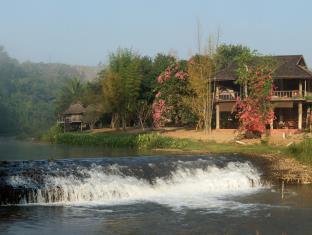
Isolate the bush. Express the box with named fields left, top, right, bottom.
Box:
left=287, top=138, right=312, bottom=165
left=53, top=132, right=192, bottom=150
left=41, top=124, right=63, bottom=143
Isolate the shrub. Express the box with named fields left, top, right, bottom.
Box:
left=287, top=139, right=312, bottom=165
left=41, top=124, right=63, bottom=143
left=54, top=132, right=192, bottom=150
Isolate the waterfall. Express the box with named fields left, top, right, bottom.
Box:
left=0, top=156, right=264, bottom=208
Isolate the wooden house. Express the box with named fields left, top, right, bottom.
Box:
left=215, top=55, right=312, bottom=130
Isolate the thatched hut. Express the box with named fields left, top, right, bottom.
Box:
left=58, top=102, right=86, bottom=131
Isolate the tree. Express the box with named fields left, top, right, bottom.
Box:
left=185, top=55, right=214, bottom=131
left=102, top=69, right=124, bottom=128
left=235, top=58, right=275, bottom=137
left=186, top=54, right=216, bottom=132
left=101, top=48, right=143, bottom=129
left=81, top=79, right=103, bottom=106
left=136, top=100, right=151, bottom=130
left=152, top=61, right=193, bottom=127
left=55, top=77, right=85, bottom=113
left=0, top=46, right=86, bottom=136
left=215, top=44, right=253, bottom=71
left=82, top=104, right=103, bottom=129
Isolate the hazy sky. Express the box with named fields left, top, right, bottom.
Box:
left=1, top=0, right=312, bottom=66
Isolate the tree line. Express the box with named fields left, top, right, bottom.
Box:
left=0, top=46, right=98, bottom=136
left=0, top=43, right=268, bottom=137
left=56, top=45, right=256, bottom=133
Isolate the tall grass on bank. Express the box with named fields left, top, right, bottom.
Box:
left=41, top=124, right=63, bottom=143
left=287, top=138, right=312, bottom=165
left=51, top=132, right=199, bottom=150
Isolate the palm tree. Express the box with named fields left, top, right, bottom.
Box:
left=56, top=77, right=84, bottom=113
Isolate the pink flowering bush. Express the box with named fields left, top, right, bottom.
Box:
left=235, top=65, right=274, bottom=137
left=152, top=61, right=194, bottom=128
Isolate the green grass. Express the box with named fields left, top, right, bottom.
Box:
left=44, top=130, right=312, bottom=166
left=52, top=131, right=283, bottom=154
left=40, top=124, right=63, bottom=143
left=287, top=138, right=312, bottom=165
left=53, top=132, right=198, bottom=150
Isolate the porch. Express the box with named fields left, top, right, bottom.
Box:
left=215, top=101, right=306, bottom=130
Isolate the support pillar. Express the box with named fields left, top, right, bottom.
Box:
left=270, top=108, right=274, bottom=131
left=306, top=107, right=310, bottom=129
left=244, top=82, right=248, bottom=98
left=304, top=80, right=307, bottom=97
left=299, top=80, right=303, bottom=97
left=298, top=102, right=303, bottom=130
left=216, top=104, right=220, bottom=129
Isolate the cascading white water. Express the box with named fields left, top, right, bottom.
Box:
left=5, top=160, right=264, bottom=208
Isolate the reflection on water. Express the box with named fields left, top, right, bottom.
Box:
left=0, top=136, right=141, bottom=161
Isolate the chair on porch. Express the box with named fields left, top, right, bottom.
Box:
left=286, top=120, right=297, bottom=129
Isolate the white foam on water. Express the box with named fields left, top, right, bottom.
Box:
left=7, top=161, right=265, bottom=209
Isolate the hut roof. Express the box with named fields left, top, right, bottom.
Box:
left=216, top=55, right=312, bottom=81
left=63, top=102, right=86, bottom=115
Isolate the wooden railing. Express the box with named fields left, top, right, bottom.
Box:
left=57, top=116, right=83, bottom=123
left=217, top=91, right=239, bottom=101
left=216, top=90, right=306, bottom=101
left=272, top=90, right=303, bottom=99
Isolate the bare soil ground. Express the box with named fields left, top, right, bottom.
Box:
left=92, top=127, right=310, bottom=146
left=159, top=128, right=312, bottom=184
left=161, top=128, right=238, bottom=143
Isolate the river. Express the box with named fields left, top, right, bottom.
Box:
left=0, top=137, right=311, bottom=235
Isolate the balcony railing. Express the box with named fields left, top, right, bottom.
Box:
left=272, top=90, right=303, bottom=99
left=216, top=91, right=239, bottom=101
left=57, top=116, right=83, bottom=124
left=216, top=90, right=306, bottom=101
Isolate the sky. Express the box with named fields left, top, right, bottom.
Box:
left=0, top=0, right=312, bottom=66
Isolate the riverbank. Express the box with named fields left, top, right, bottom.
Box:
left=45, top=128, right=312, bottom=184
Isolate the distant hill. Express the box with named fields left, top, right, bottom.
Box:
left=71, top=65, right=104, bottom=81
left=0, top=46, right=104, bottom=135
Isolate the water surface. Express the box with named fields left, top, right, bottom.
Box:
left=0, top=138, right=311, bottom=235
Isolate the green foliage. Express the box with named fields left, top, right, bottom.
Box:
left=153, top=61, right=195, bottom=126
left=41, top=124, right=63, bottom=143
left=287, top=139, right=312, bottom=165
left=82, top=104, right=103, bottom=129
left=101, top=49, right=142, bottom=127
left=54, top=132, right=192, bottom=149
left=100, top=49, right=179, bottom=129
left=55, top=77, right=85, bottom=113
left=0, top=47, right=88, bottom=135
left=186, top=55, right=216, bottom=130
left=234, top=49, right=276, bottom=136
left=215, top=44, right=253, bottom=71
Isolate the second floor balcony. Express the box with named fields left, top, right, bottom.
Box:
left=272, top=90, right=304, bottom=100
left=216, top=90, right=239, bottom=101
left=216, top=90, right=309, bottom=102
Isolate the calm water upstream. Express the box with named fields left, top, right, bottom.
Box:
left=0, top=137, right=311, bottom=235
